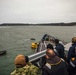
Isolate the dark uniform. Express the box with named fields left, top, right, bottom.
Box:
left=68, top=43, right=76, bottom=63
left=68, top=37, right=76, bottom=64
left=55, top=43, right=64, bottom=58
left=67, top=57, right=76, bottom=75
left=42, top=56, right=68, bottom=75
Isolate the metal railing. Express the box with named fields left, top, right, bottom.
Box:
left=28, top=50, right=46, bottom=62
left=28, top=43, right=71, bottom=62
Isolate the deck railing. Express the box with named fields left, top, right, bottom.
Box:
left=28, top=43, right=71, bottom=62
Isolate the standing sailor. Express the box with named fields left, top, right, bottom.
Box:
left=42, top=49, right=68, bottom=75
left=55, top=39, right=64, bottom=58
left=68, top=37, right=76, bottom=63
left=10, top=54, right=40, bottom=75
left=67, top=54, right=76, bottom=75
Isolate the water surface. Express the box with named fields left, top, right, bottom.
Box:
left=0, top=26, right=76, bottom=75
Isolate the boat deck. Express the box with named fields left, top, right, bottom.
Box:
left=64, top=42, right=72, bottom=51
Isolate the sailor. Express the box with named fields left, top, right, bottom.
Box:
left=47, top=43, right=59, bottom=56
left=68, top=37, right=76, bottom=64
left=41, top=34, right=48, bottom=41
left=47, top=43, right=54, bottom=50
left=55, top=39, right=65, bottom=58
left=10, top=54, right=40, bottom=75
left=42, top=49, right=68, bottom=75
left=67, top=54, right=76, bottom=75
left=38, top=44, right=54, bottom=68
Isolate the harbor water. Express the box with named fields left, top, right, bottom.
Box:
left=0, top=26, right=76, bottom=75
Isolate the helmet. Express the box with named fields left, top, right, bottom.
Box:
left=72, top=37, right=76, bottom=43
left=14, top=54, right=26, bottom=65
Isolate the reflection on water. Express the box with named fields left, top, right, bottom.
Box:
left=0, top=26, right=76, bottom=75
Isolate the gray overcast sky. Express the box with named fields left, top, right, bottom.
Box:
left=0, top=0, right=76, bottom=24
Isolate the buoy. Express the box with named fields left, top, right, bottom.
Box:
left=31, top=42, right=38, bottom=49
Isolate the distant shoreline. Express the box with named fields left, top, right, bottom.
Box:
left=0, top=22, right=76, bottom=26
